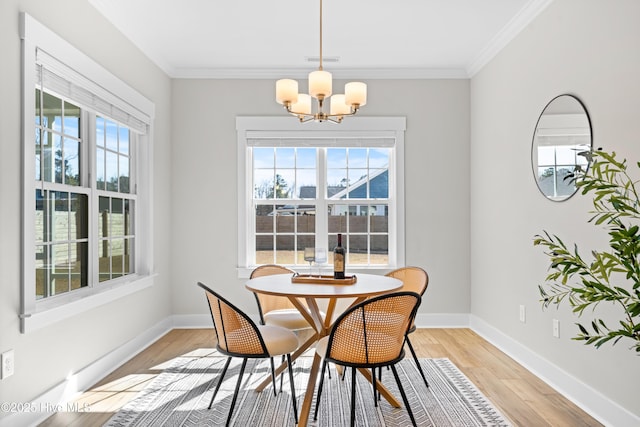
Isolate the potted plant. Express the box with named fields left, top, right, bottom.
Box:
left=533, top=149, right=640, bottom=352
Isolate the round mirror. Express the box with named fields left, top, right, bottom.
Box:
left=531, top=94, right=592, bottom=201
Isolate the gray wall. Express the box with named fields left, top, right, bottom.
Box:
left=0, top=0, right=172, bottom=408
left=170, top=79, right=471, bottom=316
left=470, top=0, right=640, bottom=418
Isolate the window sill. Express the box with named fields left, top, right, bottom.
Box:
left=21, top=274, right=157, bottom=333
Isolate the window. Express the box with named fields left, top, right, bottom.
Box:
left=237, top=117, right=405, bottom=276
left=21, top=13, right=154, bottom=332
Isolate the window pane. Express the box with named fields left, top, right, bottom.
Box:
left=119, top=160, right=130, bottom=194
left=99, top=240, right=110, bottom=282
left=369, top=148, right=389, bottom=168
left=347, top=169, right=368, bottom=198
left=124, top=200, right=132, bottom=236
left=99, top=196, right=110, bottom=238
left=119, top=127, right=130, bottom=155
left=297, top=210, right=315, bottom=233
left=274, top=170, right=294, bottom=198
left=328, top=206, right=348, bottom=233
left=123, top=239, right=132, bottom=274
left=96, top=117, right=105, bottom=147
left=297, top=148, right=316, bottom=168
left=42, top=130, right=53, bottom=182
left=106, top=120, right=118, bottom=151
left=349, top=235, right=367, bottom=265
left=276, top=210, right=295, bottom=232
left=275, top=235, right=295, bottom=264
left=35, top=189, right=47, bottom=243
left=54, top=134, right=63, bottom=184
left=52, top=191, right=69, bottom=241
left=256, top=235, right=274, bottom=264
left=106, top=151, right=118, bottom=191
left=112, top=198, right=124, bottom=236
left=64, top=137, right=80, bottom=186
left=275, top=147, right=295, bottom=168
left=35, top=245, right=47, bottom=299
left=70, top=193, right=88, bottom=240
left=255, top=205, right=274, bottom=232
left=349, top=148, right=367, bottom=168
left=35, top=89, right=41, bottom=125
left=370, top=205, right=388, bottom=232
left=371, top=235, right=389, bottom=265
left=70, top=241, right=88, bottom=290
left=111, top=238, right=125, bottom=278
left=350, top=206, right=368, bottom=232
left=35, top=128, right=41, bottom=180
left=96, top=147, right=105, bottom=190
left=370, top=170, right=388, bottom=198
left=327, top=148, right=347, bottom=168
left=52, top=243, right=70, bottom=295
left=327, top=169, right=348, bottom=199
left=254, top=169, right=274, bottom=199
left=254, top=147, right=274, bottom=168
left=42, top=91, right=62, bottom=131
left=297, top=169, right=316, bottom=198
left=63, top=100, right=80, bottom=138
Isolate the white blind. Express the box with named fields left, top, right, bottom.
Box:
left=36, top=49, right=149, bottom=134
left=246, top=136, right=396, bottom=148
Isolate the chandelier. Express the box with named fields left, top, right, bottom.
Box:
left=275, top=0, right=367, bottom=123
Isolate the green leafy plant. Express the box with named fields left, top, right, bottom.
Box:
left=533, top=149, right=640, bottom=353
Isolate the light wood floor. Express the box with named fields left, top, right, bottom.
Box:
left=39, top=328, right=602, bottom=427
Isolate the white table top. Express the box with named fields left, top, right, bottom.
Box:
left=245, top=272, right=402, bottom=299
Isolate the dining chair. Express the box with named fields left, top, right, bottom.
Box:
left=197, top=282, right=299, bottom=426
left=385, top=266, right=430, bottom=389
left=250, top=264, right=317, bottom=331
left=313, top=291, right=422, bottom=427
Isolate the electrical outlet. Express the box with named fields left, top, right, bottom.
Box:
left=552, top=319, right=560, bottom=338
left=519, top=305, right=526, bottom=323
left=1, top=350, right=15, bottom=379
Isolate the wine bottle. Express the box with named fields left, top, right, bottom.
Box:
left=333, top=233, right=345, bottom=279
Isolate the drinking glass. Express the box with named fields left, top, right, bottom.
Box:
left=315, top=248, right=327, bottom=277
left=303, top=247, right=315, bottom=274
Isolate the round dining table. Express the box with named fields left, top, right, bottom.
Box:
left=246, top=272, right=403, bottom=427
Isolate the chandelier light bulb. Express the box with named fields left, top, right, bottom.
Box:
left=345, top=82, right=367, bottom=107
left=309, top=70, right=332, bottom=99
left=330, top=94, right=350, bottom=116
left=276, top=79, right=298, bottom=105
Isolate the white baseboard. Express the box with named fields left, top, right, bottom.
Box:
left=4, top=313, right=636, bottom=427
left=469, top=314, right=639, bottom=427
left=0, top=318, right=173, bottom=427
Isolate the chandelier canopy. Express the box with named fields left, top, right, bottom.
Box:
left=275, top=0, right=367, bottom=123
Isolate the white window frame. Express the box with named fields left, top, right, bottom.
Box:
left=20, top=13, right=156, bottom=333
left=236, top=116, right=406, bottom=278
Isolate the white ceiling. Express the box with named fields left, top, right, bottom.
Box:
left=88, top=0, right=552, bottom=79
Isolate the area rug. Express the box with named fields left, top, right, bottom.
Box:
left=104, top=351, right=512, bottom=426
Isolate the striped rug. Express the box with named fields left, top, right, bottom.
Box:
left=105, top=351, right=512, bottom=426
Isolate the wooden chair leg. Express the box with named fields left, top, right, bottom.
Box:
left=390, top=364, right=417, bottom=427
left=226, top=358, right=248, bottom=427
left=208, top=356, right=232, bottom=409
left=286, top=353, right=298, bottom=424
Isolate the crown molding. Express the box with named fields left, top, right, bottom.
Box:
left=169, top=67, right=470, bottom=80
left=467, top=0, right=554, bottom=76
